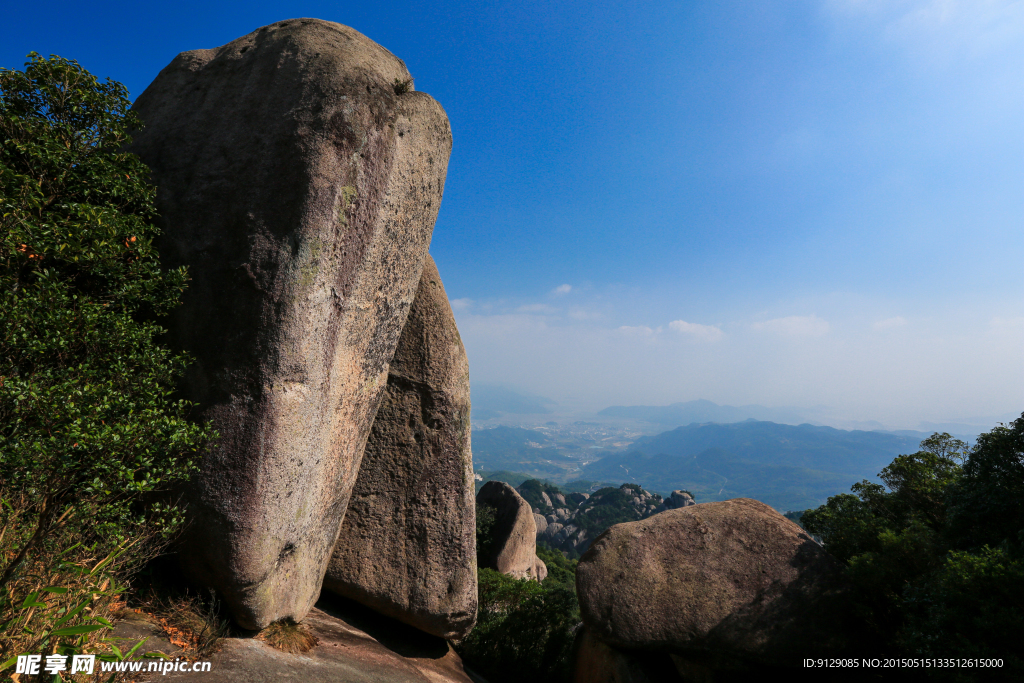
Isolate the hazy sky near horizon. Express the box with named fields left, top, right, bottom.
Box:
left=4, top=0, right=1023, bottom=427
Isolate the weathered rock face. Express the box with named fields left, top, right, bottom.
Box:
left=129, top=19, right=452, bottom=629
left=324, top=256, right=476, bottom=641
left=476, top=481, right=539, bottom=580
left=576, top=498, right=857, bottom=668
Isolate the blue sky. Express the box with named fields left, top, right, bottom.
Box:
left=5, top=0, right=1024, bottom=427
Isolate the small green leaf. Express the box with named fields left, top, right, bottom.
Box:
left=50, top=624, right=107, bottom=636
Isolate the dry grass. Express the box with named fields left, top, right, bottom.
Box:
left=256, top=619, right=319, bottom=654
left=127, top=581, right=228, bottom=661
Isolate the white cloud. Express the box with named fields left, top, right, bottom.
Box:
left=616, top=325, right=658, bottom=336
left=551, top=284, right=572, bottom=295
left=827, top=0, right=1024, bottom=59
left=449, top=298, right=473, bottom=312
left=668, top=320, right=724, bottom=342
left=752, top=315, right=830, bottom=336
left=873, top=316, right=908, bottom=330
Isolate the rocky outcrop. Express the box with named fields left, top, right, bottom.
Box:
left=575, top=498, right=858, bottom=670
left=129, top=19, right=452, bottom=629
left=476, top=481, right=541, bottom=580
left=324, top=256, right=476, bottom=641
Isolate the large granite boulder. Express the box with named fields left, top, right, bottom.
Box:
left=476, top=482, right=540, bottom=580
left=576, top=498, right=859, bottom=669
left=324, top=256, right=476, bottom=640
left=129, top=19, right=452, bottom=629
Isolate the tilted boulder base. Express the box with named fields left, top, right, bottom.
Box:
left=129, top=18, right=452, bottom=629
left=476, top=481, right=541, bottom=580
left=576, top=498, right=860, bottom=670
left=324, top=256, right=477, bottom=640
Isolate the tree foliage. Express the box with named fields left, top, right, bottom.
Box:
left=802, top=428, right=1024, bottom=679
left=0, top=53, right=213, bottom=589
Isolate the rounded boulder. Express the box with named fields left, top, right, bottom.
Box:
left=576, top=498, right=859, bottom=668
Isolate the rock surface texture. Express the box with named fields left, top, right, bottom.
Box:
left=324, top=256, right=476, bottom=640
left=129, top=19, right=452, bottom=629
left=576, top=498, right=857, bottom=669
left=476, top=481, right=540, bottom=580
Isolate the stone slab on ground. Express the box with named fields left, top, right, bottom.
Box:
left=128, top=598, right=486, bottom=683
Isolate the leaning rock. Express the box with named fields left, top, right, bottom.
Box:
left=129, top=18, right=452, bottom=629
left=534, top=514, right=549, bottom=535
left=324, top=256, right=475, bottom=640
left=576, top=498, right=858, bottom=668
left=476, top=481, right=538, bottom=580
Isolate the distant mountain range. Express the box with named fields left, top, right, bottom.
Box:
left=598, top=399, right=1014, bottom=436
left=597, top=399, right=807, bottom=426
left=581, top=420, right=929, bottom=511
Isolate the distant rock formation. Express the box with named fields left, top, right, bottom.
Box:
left=476, top=481, right=543, bottom=580
left=533, top=555, right=548, bottom=582
left=575, top=499, right=861, bottom=673
left=129, top=18, right=452, bottom=629
left=522, top=482, right=670, bottom=557
left=664, top=490, right=695, bottom=509
left=324, top=256, right=476, bottom=641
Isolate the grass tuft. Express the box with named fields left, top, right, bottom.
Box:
left=392, top=77, right=413, bottom=94
left=257, top=618, right=319, bottom=654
